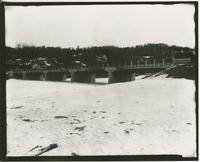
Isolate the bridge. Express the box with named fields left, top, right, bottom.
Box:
left=7, top=61, right=173, bottom=84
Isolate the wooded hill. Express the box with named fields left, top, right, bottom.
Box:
left=5, top=43, right=194, bottom=69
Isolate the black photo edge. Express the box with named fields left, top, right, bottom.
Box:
left=0, top=1, right=198, bottom=161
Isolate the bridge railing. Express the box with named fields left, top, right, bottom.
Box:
left=117, top=63, right=173, bottom=69
left=8, top=63, right=174, bottom=73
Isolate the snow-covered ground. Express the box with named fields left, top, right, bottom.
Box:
left=6, top=77, right=196, bottom=157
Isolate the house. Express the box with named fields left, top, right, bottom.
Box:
left=6, top=59, right=18, bottom=70
left=32, top=63, right=41, bottom=69
left=173, top=56, right=191, bottom=65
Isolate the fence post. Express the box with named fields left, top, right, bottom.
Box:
left=162, top=58, right=165, bottom=65
left=22, top=72, right=27, bottom=80
left=131, top=61, right=133, bottom=67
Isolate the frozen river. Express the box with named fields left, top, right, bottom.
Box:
left=6, top=77, right=196, bottom=157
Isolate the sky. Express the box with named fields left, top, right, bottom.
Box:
left=5, top=4, right=195, bottom=48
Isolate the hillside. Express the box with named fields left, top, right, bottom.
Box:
left=6, top=44, right=194, bottom=70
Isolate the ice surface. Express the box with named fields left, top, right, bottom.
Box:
left=6, top=77, right=196, bottom=157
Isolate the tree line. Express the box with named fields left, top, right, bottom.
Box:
left=5, top=43, right=194, bottom=69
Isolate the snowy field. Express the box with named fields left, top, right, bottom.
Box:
left=6, top=77, right=196, bottom=157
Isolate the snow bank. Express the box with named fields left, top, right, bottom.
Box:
left=6, top=78, right=196, bottom=157
left=146, top=63, right=195, bottom=80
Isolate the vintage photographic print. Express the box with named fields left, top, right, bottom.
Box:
left=2, top=1, right=197, bottom=160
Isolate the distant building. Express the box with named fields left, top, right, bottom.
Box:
left=32, top=63, right=41, bottom=69
left=6, top=60, right=18, bottom=70
left=173, top=56, right=191, bottom=64
left=37, top=57, right=47, bottom=61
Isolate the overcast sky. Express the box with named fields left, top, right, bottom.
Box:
left=5, top=4, right=195, bottom=48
